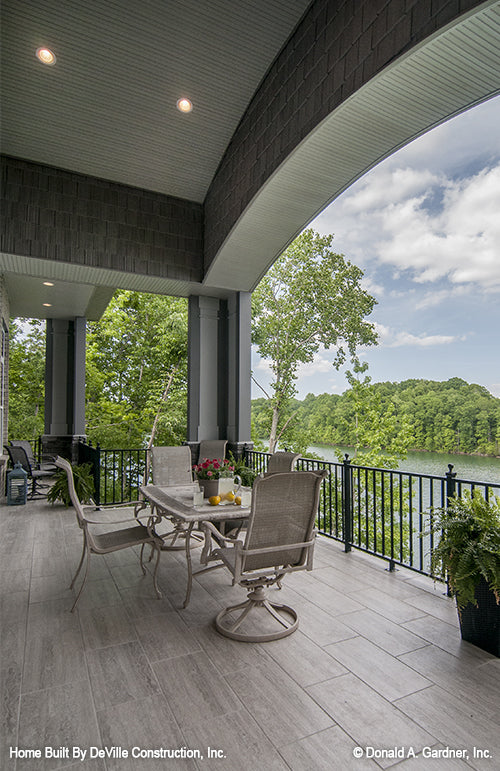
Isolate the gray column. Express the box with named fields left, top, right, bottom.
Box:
left=226, top=292, right=251, bottom=443
left=187, top=293, right=251, bottom=445
left=188, top=296, right=221, bottom=441
left=43, top=317, right=86, bottom=459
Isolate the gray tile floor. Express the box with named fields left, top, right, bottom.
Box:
left=1, top=497, right=499, bottom=771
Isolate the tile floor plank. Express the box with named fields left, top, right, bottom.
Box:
left=1, top=500, right=499, bottom=770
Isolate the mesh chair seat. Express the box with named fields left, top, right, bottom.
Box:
left=92, top=523, right=153, bottom=552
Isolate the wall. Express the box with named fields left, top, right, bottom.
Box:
left=0, top=156, right=204, bottom=284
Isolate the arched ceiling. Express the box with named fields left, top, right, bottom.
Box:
left=206, top=1, right=500, bottom=291
left=1, top=0, right=500, bottom=319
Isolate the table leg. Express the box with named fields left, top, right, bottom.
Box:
left=183, top=521, right=196, bottom=608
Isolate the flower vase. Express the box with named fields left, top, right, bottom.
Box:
left=198, top=477, right=234, bottom=499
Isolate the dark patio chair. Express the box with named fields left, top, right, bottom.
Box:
left=9, top=440, right=57, bottom=472
left=4, top=444, right=54, bottom=499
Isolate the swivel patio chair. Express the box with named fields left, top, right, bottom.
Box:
left=4, top=444, right=54, bottom=498
left=55, top=457, right=163, bottom=612
left=203, top=469, right=328, bottom=642
left=266, top=451, right=301, bottom=474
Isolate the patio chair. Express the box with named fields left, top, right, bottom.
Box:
left=266, top=451, right=301, bottom=474
left=55, top=457, right=163, bottom=612
left=204, top=469, right=328, bottom=642
left=9, top=440, right=57, bottom=472
left=198, top=439, right=227, bottom=462
left=140, top=445, right=201, bottom=550
left=4, top=444, right=54, bottom=498
left=151, top=445, right=193, bottom=486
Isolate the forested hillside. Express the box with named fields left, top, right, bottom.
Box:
left=252, top=378, right=500, bottom=457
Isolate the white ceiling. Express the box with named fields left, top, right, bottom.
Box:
left=2, top=272, right=114, bottom=321
left=1, top=0, right=500, bottom=319
left=0, top=0, right=311, bottom=202
left=0, top=0, right=311, bottom=319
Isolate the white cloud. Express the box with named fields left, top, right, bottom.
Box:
left=342, top=167, right=440, bottom=214
left=375, top=165, right=500, bottom=287
left=297, top=352, right=333, bottom=377
left=413, top=285, right=470, bottom=310
left=373, top=322, right=460, bottom=348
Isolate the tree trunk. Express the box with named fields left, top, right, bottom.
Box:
left=268, top=405, right=279, bottom=453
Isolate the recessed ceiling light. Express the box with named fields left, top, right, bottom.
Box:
left=43, top=303, right=52, bottom=307
left=43, top=281, right=54, bottom=286
left=36, top=47, right=56, bottom=65
left=176, top=97, right=193, bottom=113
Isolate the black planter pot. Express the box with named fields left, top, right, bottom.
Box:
left=458, top=578, right=500, bottom=657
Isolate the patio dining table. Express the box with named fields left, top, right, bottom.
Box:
left=139, top=483, right=251, bottom=608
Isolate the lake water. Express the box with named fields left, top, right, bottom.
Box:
left=308, top=445, right=500, bottom=485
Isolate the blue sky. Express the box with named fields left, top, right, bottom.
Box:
left=252, top=95, right=500, bottom=400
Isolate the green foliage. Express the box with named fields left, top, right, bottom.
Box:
left=343, top=359, right=412, bottom=468
left=429, top=491, right=500, bottom=608
left=253, top=377, right=500, bottom=458
left=8, top=320, right=45, bottom=440
left=251, top=229, right=377, bottom=452
left=86, top=291, right=188, bottom=447
left=47, top=463, right=95, bottom=506
left=227, top=452, right=257, bottom=488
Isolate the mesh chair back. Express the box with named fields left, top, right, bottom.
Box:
left=242, top=470, right=326, bottom=572
left=10, top=440, right=37, bottom=467
left=267, top=451, right=301, bottom=473
left=4, top=444, right=32, bottom=476
left=198, top=440, right=227, bottom=462
left=151, top=446, right=193, bottom=486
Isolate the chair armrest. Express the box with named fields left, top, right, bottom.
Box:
left=199, top=521, right=243, bottom=565
left=200, top=521, right=243, bottom=547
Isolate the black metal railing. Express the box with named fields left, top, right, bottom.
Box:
left=244, top=449, right=500, bottom=578
left=73, top=442, right=499, bottom=578
left=78, top=440, right=149, bottom=506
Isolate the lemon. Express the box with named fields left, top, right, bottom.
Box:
left=234, top=496, right=242, bottom=506
left=225, top=491, right=235, bottom=502
left=208, top=495, right=221, bottom=506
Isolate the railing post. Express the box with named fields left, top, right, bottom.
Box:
left=342, top=454, right=352, bottom=553
left=443, top=463, right=457, bottom=596
left=445, top=464, right=456, bottom=506
left=94, top=442, right=101, bottom=507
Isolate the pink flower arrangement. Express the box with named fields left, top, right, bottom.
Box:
left=193, top=457, right=234, bottom=480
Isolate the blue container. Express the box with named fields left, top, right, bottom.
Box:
left=7, top=462, right=28, bottom=505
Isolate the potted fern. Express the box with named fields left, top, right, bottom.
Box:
left=47, top=461, right=95, bottom=506
left=430, top=490, right=500, bottom=657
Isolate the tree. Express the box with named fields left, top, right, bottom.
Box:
left=343, top=359, right=412, bottom=468
left=251, top=229, right=378, bottom=452
left=86, top=291, right=188, bottom=448
left=8, top=319, right=45, bottom=441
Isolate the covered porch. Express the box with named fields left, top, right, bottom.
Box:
left=2, top=495, right=499, bottom=771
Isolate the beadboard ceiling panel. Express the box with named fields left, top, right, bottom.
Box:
left=0, top=0, right=310, bottom=201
